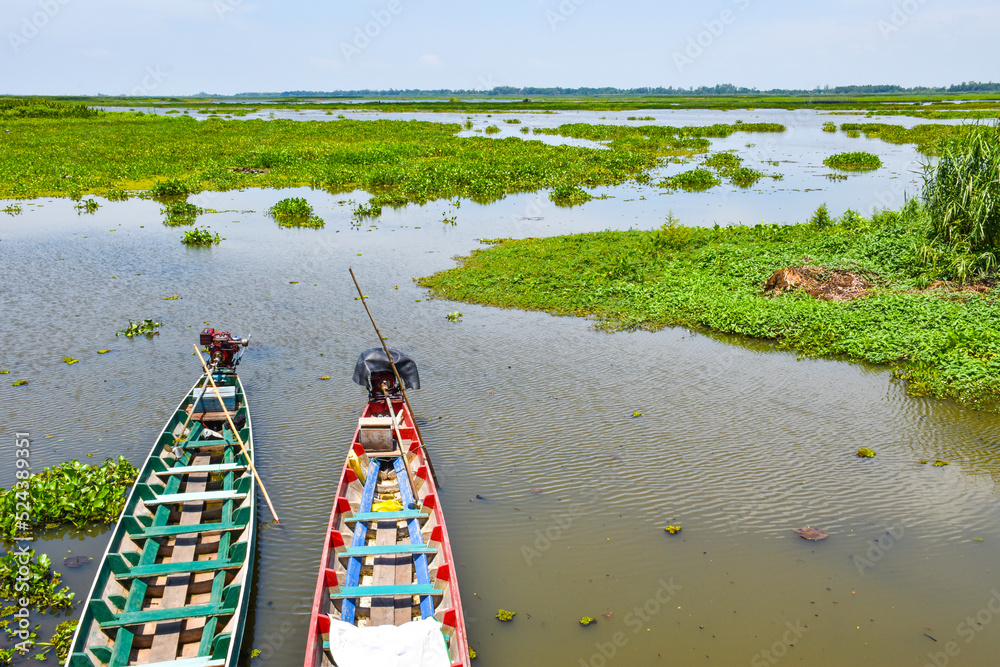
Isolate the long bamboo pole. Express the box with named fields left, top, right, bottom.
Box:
left=173, top=374, right=212, bottom=447
left=349, top=268, right=441, bottom=488
left=194, top=345, right=281, bottom=523
left=379, top=380, right=419, bottom=498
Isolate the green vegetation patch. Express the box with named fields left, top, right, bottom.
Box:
left=659, top=169, right=720, bottom=192
left=0, top=457, right=138, bottom=539
left=549, top=184, right=593, bottom=206
left=824, top=151, right=883, bottom=171
left=161, top=200, right=202, bottom=225
left=839, top=123, right=959, bottom=155
left=181, top=227, right=222, bottom=246
left=420, top=202, right=1000, bottom=408
left=268, top=197, right=325, bottom=227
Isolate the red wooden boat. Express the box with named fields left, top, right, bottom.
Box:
left=304, top=348, right=469, bottom=667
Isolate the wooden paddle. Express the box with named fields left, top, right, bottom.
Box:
left=194, top=345, right=281, bottom=523
left=349, top=268, right=441, bottom=488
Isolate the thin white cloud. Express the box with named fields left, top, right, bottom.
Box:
left=419, top=54, right=442, bottom=67
left=308, top=56, right=341, bottom=70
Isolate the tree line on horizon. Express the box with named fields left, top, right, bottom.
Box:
left=215, top=81, right=1000, bottom=99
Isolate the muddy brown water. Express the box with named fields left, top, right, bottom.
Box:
left=2, top=111, right=1000, bottom=666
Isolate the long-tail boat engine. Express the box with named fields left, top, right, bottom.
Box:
left=200, top=327, right=249, bottom=370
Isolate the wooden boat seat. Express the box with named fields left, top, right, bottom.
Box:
left=153, top=463, right=247, bottom=476
left=108, top=542, right=248, bottom=580
left=140, top=657, right=226, bottom=667
left=337, top=544, right=437, bottom=557
left=145, top=490, right=248, bottom=506
left=89, top=598, right=238, bottom=629
left=330, top=584, right=443, bottom=599
left=344, top=509, right=429, bottom=523
left=123, top=517, right=250, bottom=540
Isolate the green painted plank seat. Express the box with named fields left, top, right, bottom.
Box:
left=330, top=584, right=444, bottom=599
left=90, top=600, right=237, bottom=629
left=145, top=490, right=247, bottom=506
left=343, top=509, right=430, bottom=523
left=123, top=517, right=250, bottom=539
left=107, top=542, right=248, bottom=580
left=337, top=544, right=437, bottom=557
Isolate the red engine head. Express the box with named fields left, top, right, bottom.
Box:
left=200, top=328, right=248, bottom=369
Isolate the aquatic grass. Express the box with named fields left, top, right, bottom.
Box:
left=161, top=200, right=202, bottom=225
left=549, top=184, right=593, bottom=206
left=658, top=169, right=720, bottom=192
left=269, top=197, right=325, bottom=227
left=151, top=178, right=191, bottom=198
left=181, top=227, right=222, bottom=246
left=73, top=198, right=99, bottom=214
left=840, top=123, right=957, bottom=155
left=420, top=201, right=1000, bottom=408
left=824, top=152, right=882, bottom=171
left=0, top=457, right=139, bottom=539
left=1, top=204, right=21, bottom=215
left=117, top=319, right=161, bottom=338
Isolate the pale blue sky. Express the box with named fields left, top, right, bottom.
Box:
left=3, top=0, right=998, bottom=96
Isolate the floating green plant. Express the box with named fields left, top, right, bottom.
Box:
left=352, top=202, right=381, bottom=221
left=932, top=460, right=950, bottom=467
left=857, top=448, right=876, bottom=458
left=62, top=357, right=79, bottom=365
left=664, top=526, right=681, bottom=534
left=468, top=647, right=477, bottom=659
left=0, top=456, right=139, bottom=538
left=503, top=118, right=521, bottom=124
left=2, top=204, right=22, bottom=215
left=73, top=198, right=99, bottom=214
left=96, top=349, right=110, bottom=354
left=0, top=550, right=73, bottom=611
left=824, top=151, right=882, bottom=171
left=549, top=184, right=593, bottom=206
left=702, top=152, right=742, bottom=171
left=161, top=200, right=202, bottom=225
left=822, top=122, right=837, bottom=133
left=496, top=609, right=515, bottom=622
left=658, top=169, right=720, bottom=192
left=726, top=166, right=766, bottom=188
left=181, top=227, right=222, bottom=246
left=520, top=126, right=530, bottom=134
left=484, top=125, right=501, bottom=134
left=446, top=311, right=463, bottom=322
left=117, top=318, right=162, bottom=338
left=163, top=295, right=179, bottom=300
left=580, top=616, right=596, bottom=626
left=319, top=376, right=331, bottom=380
left=11, top=379, right=27, bottom=386
left=0, top=370, right=8, bottom=374
left=151, top=177, right=191, bottom=198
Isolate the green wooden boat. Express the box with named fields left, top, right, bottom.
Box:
left=65, top=330, right=255, bottom=667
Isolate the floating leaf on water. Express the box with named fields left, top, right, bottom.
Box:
left=468, top=647, right=477, bottom=659
left=664, top=526, right=682, bottom=534
left=973, top=537, right=985, bottom=542
left=580, top=616, right=596, bottom=626
left=319, top=376, right=331, bottom=380
left=290, top=281, right=298, bottom=284
left=0, top=370, right=9, bottom=374
left=496, top=609, right=515, bottom=622
left=793, top=526, right=829, bottom=541
left=932, top=460, right=950, bottom=467
left=63, top=556, right=92, bottom=568
left=12, top=379, right=28, bottom=386
left=633, top=411, right=643, bottom=417
left=97, top=350, right=110, bottom=354
left=63, top=357, right=79, bottom=365
left=918, top=460, right=929, bottom=464
left=164, top=295, right=179, bottom=300
left=857, top=448, right=876, bottom=458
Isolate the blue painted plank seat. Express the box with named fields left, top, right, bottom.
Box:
left=337, top=544, right=437, bottom=557
left=343, top=509, right=429, bottom=524
left=393, top=456, right=437, bottom=620
left=330, top=584, right=443, bottom=599
left=339, top=459, right=381, bottom=625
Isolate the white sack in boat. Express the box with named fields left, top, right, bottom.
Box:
left=327, top=616, right=450, bottom=667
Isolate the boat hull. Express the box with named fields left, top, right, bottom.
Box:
left=65, top=373, right=257, bottom=667
left=304, top=397, right=469, bottom=667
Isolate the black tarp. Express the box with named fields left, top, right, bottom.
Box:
left=352, top=347, right=420, bottom=390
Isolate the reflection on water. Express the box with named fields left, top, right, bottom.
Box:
left=2, top=111, right=999, bottom=666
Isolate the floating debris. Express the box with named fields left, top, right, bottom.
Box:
left=664, top=526, right=682, bottom=534
left=794, top=526, right=829, bottom=541
left=857, top=448, right=876, bottom=458
left=580, top=616, right=596, bottom=626
left=63, top=357, right=79, bottom=365
left=12, top=379, right=28, bottom=387
left=319, top=376, right=331, bottom=380
left=97, top=350, right=110, bottom=354
left=496, top=609, right=515, bottom=622
left=64, top=556, right=93, bottom=568
left=633, top=411, right=643, bottom=417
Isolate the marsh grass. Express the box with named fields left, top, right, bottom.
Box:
left=161, top=200, right=202, bottom=225
left=922, top=123, right=1000, bottom=281
left=420, top=201, right=1000, bottom=408
left=181, top=227, right=221, bottom=246
left=549, top=184, right=593, bottom=206
left=659, top=169, right=721, bottom=192
left=269, top=197, right=325, bottom=227
left=824, top=151, right=882, bottom=171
